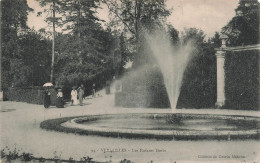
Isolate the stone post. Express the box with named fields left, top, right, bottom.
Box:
left=215, top=50, right=226, bottom=108
left=215, top=34, right=228, bottom=108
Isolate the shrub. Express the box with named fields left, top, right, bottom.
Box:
left=4, top=87, right=57, bottom=105
left=5, top=148, right=19, bottom=161
left=21, top=152, right=33, bottom=161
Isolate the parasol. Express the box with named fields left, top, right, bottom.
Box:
left=43, top=83, right=53, bottom=87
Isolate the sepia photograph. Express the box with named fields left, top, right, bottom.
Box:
left=0, top=0, right=259, bottom=162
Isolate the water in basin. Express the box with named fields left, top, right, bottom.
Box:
left=79, top=114, right=258, bottom=131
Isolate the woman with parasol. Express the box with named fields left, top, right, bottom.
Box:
left=43, top=83, right=53, bottom=108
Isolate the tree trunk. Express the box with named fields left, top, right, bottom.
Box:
left=133, top=0, right=142, bottom=68
left=50, top=1, right=55, bottom=83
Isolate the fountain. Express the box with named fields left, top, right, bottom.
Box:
left=145, top=31, right=192, bottom=111
left=40, top=30, right=260, bottom=141
left=41, top=113, right=260, bottom=140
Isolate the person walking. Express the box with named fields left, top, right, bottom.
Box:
left=56, top=88, right=64, bottom=108
left=92, top=83, right=96, bottom=98
left=77, top=84, right=85, bottom=106
left=43, top=88, right=51, bottom=108
left=71, top=87, right=78, bottom=105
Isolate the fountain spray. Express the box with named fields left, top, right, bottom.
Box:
left=145, top=30, right=193, bottom=111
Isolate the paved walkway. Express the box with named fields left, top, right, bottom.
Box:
left=0, top=89, right=260, bottom=162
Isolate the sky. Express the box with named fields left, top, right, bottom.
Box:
left=27, top=0, right=239, bottom=38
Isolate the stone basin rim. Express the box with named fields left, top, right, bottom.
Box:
left=60, top=113, right=260, bottom=139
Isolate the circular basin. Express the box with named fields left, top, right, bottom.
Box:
left=59, top=113, right=260, bottom=140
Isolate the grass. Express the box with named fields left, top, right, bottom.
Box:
left=0, top=146, right=103, bottom=163
left=0, top=144, right=142, bottom=163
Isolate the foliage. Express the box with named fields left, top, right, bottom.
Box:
left=208, top=32, right=221, bottom=48
left=37, top=0, right=102, bottom=36
left=167, top=24, right=180, bottom=46
left=80, top=156, right=93, bottom=163
left=116, top=27, right=219, bottom=109
left=224, top=50, right=259, bottom=110
left=220, top=1, right=259, bottom=109
left=222, top=0, right=259, bottom=46
left=36, top=0, right=66, bottom=28
left=61, top=0, right=102, bottom=36
left=53, top=29, right=115, bottom=89
left=5, top=147, right=20, bottom=161
left=1, top=0, right=53, bottom=89
left=1, top=0, right=33, bottom=33
left=2, top=30, right=52, bottom=88
left=104, top=0, right=170, bottom=35
left=2, top=0, right=117, bottom=91
left=18, top=30, right=52, bottom=86
left=104, top=0, right=171, bottom=66
left=115, top=65, right=170, bottom=108
left=120, top=159, right=133, bottom=163
left=177, top=28, right=217, bottom=108
left=1, top=146, right=98, bottom=162
left=220, top=0, right=259, bottom=110
left=37, top=0, right=116, bottom=89
left=21, top=152, right=33, bottom=161
left=181, top=28, right=206, bottom=46
left=118, top=33, right=132, bottom=74
left=5, top=87, right=57, bottom=105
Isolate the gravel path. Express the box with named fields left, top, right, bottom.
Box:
left=0, top=89, right=260, bottom=162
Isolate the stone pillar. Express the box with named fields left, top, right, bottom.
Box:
left=215, top=50, right=226, bottom=108
left=215, top=34, right=228, bottom=108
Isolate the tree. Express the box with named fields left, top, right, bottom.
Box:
left=1, top=0, right=33, bottom=35
left=61, top=0, right=102, bottom=36
left=37, top=0, right=102, bottom=36
left=209, top=32, right=221, bottom=48
left=18, top=30, right=52, bottom=86
left=177, top=28, right=217, bottom=108
left=104, top=0, right=171, bottom=66
left=222, top=0, right=259, bottom=46
left=221, top=0, right=259, bottom=110
left=36, top=0, right=114, bottom=88
left=53, top=28, right=115, bottom=88
left=119, top=33, right=132, bottom=70
left=181, top=28, right=206, bottom=46
left=1, top=0, right=33, bottom=88
left=167, top=24, right=179, bottom=46
left=36, top=0, right=63, bottom=27
left=37, top=0, right=65, bottom=83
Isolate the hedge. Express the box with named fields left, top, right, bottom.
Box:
left=115, top=50, right=217, bottom=109
left=177, top=47, right=217, bottom=109
left=116, top=49, right=259, bottom=110
left=4, top=87, right=57, bottom=105
left=115, top=65, right=170, bottom=108
left=224, top=50, right=259, bottom=110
